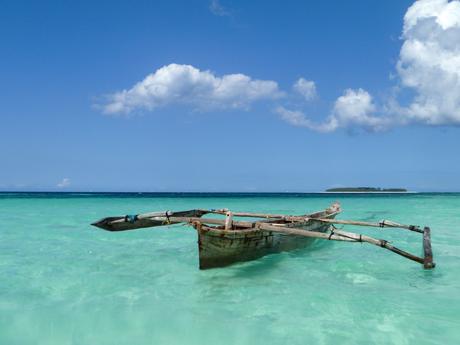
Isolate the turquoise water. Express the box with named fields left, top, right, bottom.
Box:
left=1, top=193, right=459, bottom=345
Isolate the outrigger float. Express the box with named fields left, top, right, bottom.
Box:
left=92, top=202, right=435, bottom=270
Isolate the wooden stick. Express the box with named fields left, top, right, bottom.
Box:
left=329, top=229, right=425, bottom=264
left=103, top=214, right=281, bottom=229
left=168, top=216, right=272, bottom=228
left=204, top=209, right=289, bottom=219
left=251, top=223, right=426, bottom=265
left=423, top=227, right=435, bottom=269
left=200, top=206, right=338, bottom=219
left=152, top=214, right=422, bottom=234
left=225, top=212, right=233, bottom=230
left=302, top=217, right=423, bottom=233
left=198, top=209, right=422, bottom=234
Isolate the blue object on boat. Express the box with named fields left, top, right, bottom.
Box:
left=125, top=214, right=138, bottom=223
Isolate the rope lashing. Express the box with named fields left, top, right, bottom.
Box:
left=331, top=224, right=363, bottom=242
left=331, top=223, right=344, bottom=230
left=164, top=211, right=171, bottom=225
left=379, top=220, right=386, bottom=228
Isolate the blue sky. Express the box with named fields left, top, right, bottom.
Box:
left=1, top=0, right=460, bottom=192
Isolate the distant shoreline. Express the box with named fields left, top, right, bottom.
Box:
left=321, top=191, right=413, bottom=194
left=325, top=187, right=408, bottom=193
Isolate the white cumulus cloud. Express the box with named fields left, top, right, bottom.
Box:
left=332, top=89, right=390, bottom=131
left=276, top=89, right=389, bottom=132
left=275, top=106, right=337, bottom=133
left=278, top=0, right=460, bottom=132
left=57, top=178, right=70, bottom=188
left=396, top=0, right=460, bottom=125
left=293, top=78, right=317, bottom=101
left=102, top=64, right=282, bottom=114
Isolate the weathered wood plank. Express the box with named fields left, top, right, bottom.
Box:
left=423, top=227, right=435, bottom=269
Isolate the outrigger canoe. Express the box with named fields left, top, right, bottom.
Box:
left=92, top=202, right=435, bottom=270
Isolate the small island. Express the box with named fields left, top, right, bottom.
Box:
left=325, top=187, right=407, bottom=193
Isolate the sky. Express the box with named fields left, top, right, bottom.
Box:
left=1, top=0, right=460, bottom=192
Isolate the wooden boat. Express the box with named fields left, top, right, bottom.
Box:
left=92, top=202, right=435, bottom=270
left=195, top=203, right=340, bottom=269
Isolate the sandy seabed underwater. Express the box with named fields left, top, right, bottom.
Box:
left=0, top=192, right=459, bottom=345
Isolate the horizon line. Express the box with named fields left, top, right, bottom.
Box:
left=2, top=190, right=460, bottom=194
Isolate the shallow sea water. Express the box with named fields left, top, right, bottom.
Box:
left=0, top=193, right=459, bottom=345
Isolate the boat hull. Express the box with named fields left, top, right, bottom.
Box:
left=195, top=211, right=338, bottom=269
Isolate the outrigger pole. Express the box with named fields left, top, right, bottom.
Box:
left=92, top=208, right=435, bottom=269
